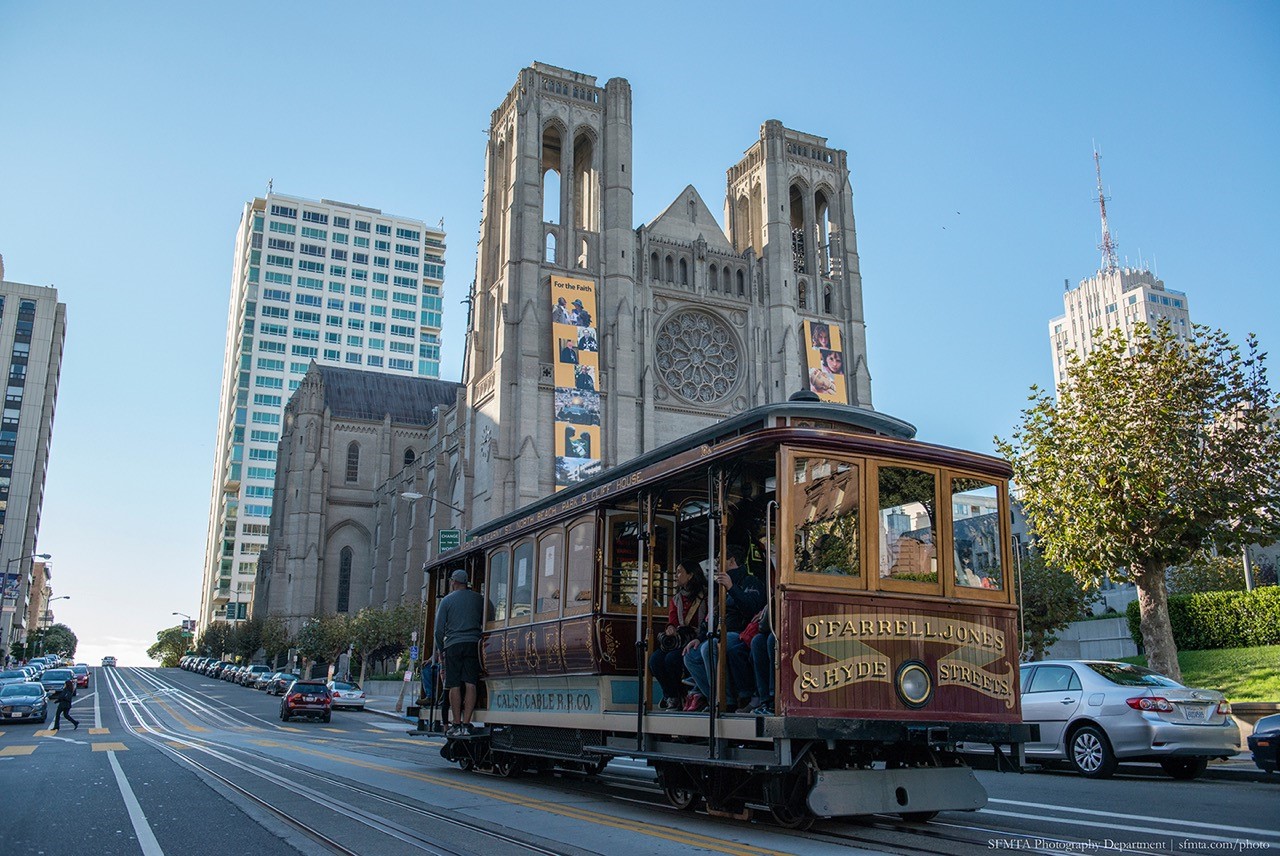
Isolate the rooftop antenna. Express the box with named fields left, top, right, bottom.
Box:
left=1094, top=147, right=1119, bottom=274
left=267, top=178, right=274, bottom=196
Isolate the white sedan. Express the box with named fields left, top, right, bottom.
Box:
left=326, top=680, right=367, bottom=710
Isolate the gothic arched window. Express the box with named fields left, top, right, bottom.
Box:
left=665, top=255, right=674, bottom=282
left=798, top=280, right=808, bottom=310
left=650, top=252, right=659, bottom=281
left=346, top=442, right=360, bottom=483
left=403, top=447, right=416, bottom=467
left=337, top=546, right=352, bottom=613
left=823, top=284, right=833, bottom=314
left=679, top=258, right=689, bottom=286
left=708, top=264, right=718, bottom=291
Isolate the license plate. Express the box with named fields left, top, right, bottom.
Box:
left=9, top=712, right=22, bottom=718
left=1183, top=705, right=1206, bottom=721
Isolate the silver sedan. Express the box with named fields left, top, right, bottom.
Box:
left=1019, top=659, right=1239, bottom=779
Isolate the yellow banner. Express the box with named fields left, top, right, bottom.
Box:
left=802, top=320, right=848, bottom=404
left=551, top=275, right=602, bottom=489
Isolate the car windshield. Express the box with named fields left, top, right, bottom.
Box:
left=43, top=670, right=72, bottom=681
left=1, top=683, right=41, bottom=697
left=331, top=682, right=359, bottom=690
left=72, top=666, right=88, bottom=674
left=0, top=670, right=25, bottom=679
left=292, top=684, right=326, bottom=693
left=1085, top=661, right=1184, bottom=688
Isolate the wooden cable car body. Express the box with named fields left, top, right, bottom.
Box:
left=423, top=400, right=1033, bottom=824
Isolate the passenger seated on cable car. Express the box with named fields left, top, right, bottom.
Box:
left=742, top=606, right=775, bottom=714
left=682, top=547, right=764, bottom=712
left=649, top=561, right=707, bottom=710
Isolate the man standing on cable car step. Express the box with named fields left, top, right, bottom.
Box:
left=433, top=569, right=485, bottom=736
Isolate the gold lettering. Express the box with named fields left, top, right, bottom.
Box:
left=804, top=622, right=820, bottom=640
left=823, top=667, right=840, bottom=688
left=877, top=620, right=892, bottom=635
left=859, top=619, right=873, bottom=635
left=894, top=620, right=907, bottom=635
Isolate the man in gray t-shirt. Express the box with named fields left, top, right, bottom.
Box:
left=434, top=569, right=484, bottom=735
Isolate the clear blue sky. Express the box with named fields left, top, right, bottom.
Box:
left=1, top=1, right=1276, bottom=667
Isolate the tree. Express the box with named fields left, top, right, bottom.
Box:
left=998, top=321, right=1280, bottom=679
left=197, top=622, right=233, bottom=659
left=260, top=616, right=292, bottom=667
left=294, top=614, right=349, bottom=675
left=40, top=623, right=78, bottom=658
left=147, top=625, right=188, bottom=667
left=349, top=607, right=393, bottom=685
left=1167, top=551, right=1247, bottom=595
left=232, top=616, right=265, bottom=662
left=1018, top=547, right=1098, bottom=661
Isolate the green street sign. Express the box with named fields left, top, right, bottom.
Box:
left=439, top=529, right=461, bottom=552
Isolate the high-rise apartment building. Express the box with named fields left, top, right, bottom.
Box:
left=197, top=194, right=445, bottom=631
left=0, top=257, right=66, bottom=660
left=1047, top=154, right=1191, bottom=393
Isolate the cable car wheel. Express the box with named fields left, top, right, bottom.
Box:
left=768, top=755, right=818, bottom=830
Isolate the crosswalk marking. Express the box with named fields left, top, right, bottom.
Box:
left=33, top=729, right=57, bottom=738
left=93, top=742, right=128, bottom=752
left=88, top=727, right=109, bottom=735
left=0, top=745, right=37, bottom=756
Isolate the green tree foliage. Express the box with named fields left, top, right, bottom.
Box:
left=40, top=623, right=78, bottom=658
left=147, top=625, right=188, bottom=667
left=260, top=616, right=292, bottom=666
left=1167, top=551, right=1247, bottom=595
left=197, top=622, right=233, bottom=659
left=998, top=321, right=1280, bottom=680
left=1018, top=547, right=1098, bottom=661
left=294, top=614, right=350, bottom=667
left=230, top=616, right=265, bottom=662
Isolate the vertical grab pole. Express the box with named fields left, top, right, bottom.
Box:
left=708, top=469, right=725, bottom=760
left=766, top=498, right=778, bottom=705
left=635, top=495, right=649, bottom=752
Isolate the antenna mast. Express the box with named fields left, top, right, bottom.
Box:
left=1094, top=148, right=1119, bottom=273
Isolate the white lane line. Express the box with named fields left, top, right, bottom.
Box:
left=107, top=749, right=165, bottom=856
left=988, top=798, right=1279, bottom=838
left=94, top=676, right=102, bottom=728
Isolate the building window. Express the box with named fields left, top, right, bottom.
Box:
left=403, top=447, right=416, bottom=467
left=346, top=442, right=359, bottom=482
left=337, top=547, right=352, bottom=613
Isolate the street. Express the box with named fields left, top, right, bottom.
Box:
left=0, top=666, right=1275, bottom=855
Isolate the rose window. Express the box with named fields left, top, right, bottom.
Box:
left=655, top=310, right=740, bottom=404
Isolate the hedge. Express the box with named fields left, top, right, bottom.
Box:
left=1126, top=586, right=1280, bottom=651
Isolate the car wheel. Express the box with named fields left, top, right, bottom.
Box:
left=280, top=709, right=289, bottom=722
left=1068, top=724, right=1117, bottom=778
left=1160, top=758, right=1208, bottom=780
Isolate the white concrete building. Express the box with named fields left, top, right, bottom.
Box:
left=197, top=194, right=446, bottom=631
left=1048, top=267, right=1190, bottom=393
left=0, top=257, right=66, bottom=660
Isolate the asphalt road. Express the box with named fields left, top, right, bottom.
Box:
left=0, top=667, right=1275, bottom=856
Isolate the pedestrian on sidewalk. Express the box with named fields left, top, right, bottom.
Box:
left=53, top=679, right=79, bottom=730
left=433, top=569, right=483, bottom=737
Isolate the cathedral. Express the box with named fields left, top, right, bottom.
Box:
left=257, top=62, right=875, bottom=624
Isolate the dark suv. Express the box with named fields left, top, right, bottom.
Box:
left=280, top=682, right=332, bottom=722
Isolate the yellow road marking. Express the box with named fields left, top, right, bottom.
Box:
left=321, top=727, right=345, bottom=733
left=277, top=726, right=303, bottom=733
left=252, top=740, right=787, bottom=856
left=88, top=727, right=109, bottom=735
left=364, top=729, right=387, bottom=734
left=33, top=730, right=57, bottom=738
left=166, top=741, right=187, bottom=748
left=0, top=745, right=37, bottom=756
left=92, top=742, right=128, bottom=752
left=383, top=737, right=431, bottom=746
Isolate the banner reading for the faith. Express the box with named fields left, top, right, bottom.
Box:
left=550, top=275, right=603, bottom=489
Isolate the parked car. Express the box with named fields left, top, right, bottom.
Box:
left=101, top=656, right=117, bottom=667
left=265, top=673, right=300, bottom=696
left=0, top=669, right=30, bottom=688
left=241, top=665, right=272, bottom=687
left=0, top=682, right=49, bottom=723
left=208, top=661, right=229, bottom=679
left=1247, top=713, right=1279, bottom=774
left=280, top=682, right=332, bottom=722
left=38, top=668, right=75, bottom=697
left=1015, top=660, right=1238, bottom=779
left=71, top=664, right=90, bottom=688
left=326, top=680, right=367, bottom=711
left=252, top=670, right=278, bottom=690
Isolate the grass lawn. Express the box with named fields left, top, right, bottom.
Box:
left=1119, top=645, right=1280, bottom=701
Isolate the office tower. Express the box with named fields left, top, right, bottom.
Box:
left=197, top=195, right=445, bottom=631
left=0, top=257, right=66, bottom=659
left=1048, top=153, right=1191, bottom=393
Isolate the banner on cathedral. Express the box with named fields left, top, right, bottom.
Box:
left=551, top=275, right=603, bottom=489
left=802, top=320, right=849, bottom=404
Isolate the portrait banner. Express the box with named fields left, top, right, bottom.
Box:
left=802, top=320, right=849, bottom=404
left=551, top=275, right=603, bottom=489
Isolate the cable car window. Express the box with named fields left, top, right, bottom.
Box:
left=791, top=456, right=860, bottom=579
left=536, top=531, right=563, bottom=617
left=951, top=477, right=1004, bottom=590
left=878, top=466, right=938, bottom=584
left=565, top=519, right=594, bottom=615
left=486, top=549, right=509, bottom=626
left=510, top=539, right=534, bottom=620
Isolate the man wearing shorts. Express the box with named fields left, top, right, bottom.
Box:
left=433, top=568, right=484, bottom=735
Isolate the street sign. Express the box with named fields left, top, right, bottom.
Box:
left=439, top=529, right=461, bottom=552
left=409, top=645, right=419, bottom=660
